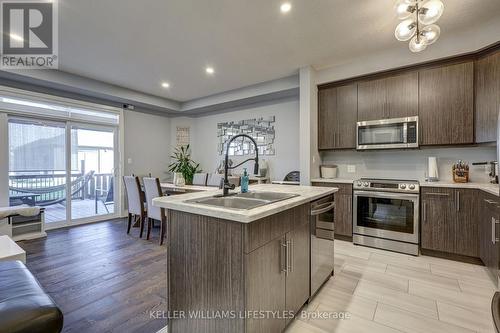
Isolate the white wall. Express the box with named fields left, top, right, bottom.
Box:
left=299, top=67, right=321, bottom=185
left=123, top=111, right=171, bottom=180
left=172, top=98, right=300, bottom=181
left=321, top=147, right=496, bottom=184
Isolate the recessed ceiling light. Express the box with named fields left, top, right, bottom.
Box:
left=161, top=82, right=170, bottom=88
left=280, top=2, right=291, bottom=13
left=206, top=67, right=215, bottom=75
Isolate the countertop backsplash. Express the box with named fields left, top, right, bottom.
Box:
left=320, top=146, right=496, bottom=184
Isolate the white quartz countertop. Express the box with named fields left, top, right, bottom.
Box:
left=310, top=177, right=499, bottom=196
left=420, top=181, right=499, bottom=196
left=311, top=178, right=354, bottom=184
left=152, top=184, right=337, bottom=223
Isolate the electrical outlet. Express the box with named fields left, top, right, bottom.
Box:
left=127, top=158, right=133, bottom=164
left=347, top=165, right=356, bottom=173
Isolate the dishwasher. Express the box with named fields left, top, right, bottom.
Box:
left=310, top=195, right=335, bottom=298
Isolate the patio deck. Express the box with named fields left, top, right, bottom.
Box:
left=44, top=199, right=115, bottom=223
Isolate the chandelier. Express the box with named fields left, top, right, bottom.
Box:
left=394, top=0, right=444, bottom=52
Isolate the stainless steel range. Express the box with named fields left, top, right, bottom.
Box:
left=353, top=178, right=420, bottom=255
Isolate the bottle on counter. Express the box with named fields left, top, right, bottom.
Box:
left=241, top=168, right=249, bottom=193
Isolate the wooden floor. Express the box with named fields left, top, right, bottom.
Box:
left=17, top=218, right=167, bottom=333
left=16, top=221, right=498, bottom=333
left=287, top=240, right=498, bottom=333
left=44, top=199, right=115, bottom=224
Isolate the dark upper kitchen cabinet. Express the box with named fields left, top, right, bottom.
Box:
left=358, top=72, right=418, bottom=121
left=475, top=50, right=500, bottom=143
left=312, top=182, right=352, bottom=238
left=318, top=84, right=357, bottom=150
left=421, top=187, right=479, bottom=258
left=419, top=62, right=474, bottom=146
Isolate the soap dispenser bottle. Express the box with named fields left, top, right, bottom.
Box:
left=241, top=168, right=249, bottom=193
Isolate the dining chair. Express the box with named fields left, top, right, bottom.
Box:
left=143, top=177, right=166, bottom=245
left=228, top=176, right=240, bottom=187
left=283, top=171, right=300, bottom=182
left=123, top=176, right=146, bottom=238
left=192, top=173, right=208, bottom=186
left=207, top=173, right=224, bottom=187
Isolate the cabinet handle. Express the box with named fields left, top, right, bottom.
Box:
left=425, top=192, right=450, bottom=196
left=286, top=239, right=292, bottom=274
left=423, top=202, right=426, bottom=223
left=492, top=218, right=500, bottom=244
left=289, top=239, right=294, bottom=273
left=281, top=239, right=288, bottom=275
left=456, top=191, right=460, bottom=212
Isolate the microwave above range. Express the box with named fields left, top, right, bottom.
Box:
left=356, top=116, right=418, bottom=150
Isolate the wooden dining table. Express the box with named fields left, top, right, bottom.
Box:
left=159, top=183, right=216, bottom=196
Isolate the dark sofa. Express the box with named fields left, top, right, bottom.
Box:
left=0, top=260, right=63, bottom=333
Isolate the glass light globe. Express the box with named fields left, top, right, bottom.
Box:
left=421, top=24, right=440, bottom=44
left=409, top=35, right=428, bottom=52
left=395, top=19, right=416, bottom=41
left=419, top=0, right=444, bottom=25
left=394, top=0, right=416, bottom=19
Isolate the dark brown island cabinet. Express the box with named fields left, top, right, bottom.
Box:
left=311, top=182, right=353, bottom=239
left=317, top=43, right=500, bottom=150
left=165, top=193, right=334, bottom=333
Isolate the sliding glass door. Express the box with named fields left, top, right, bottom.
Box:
left=8, top=118, right=67, bottom=224
left=8, top=117, right=119, bottom=226
left=70, top=125, right=116, bottom=221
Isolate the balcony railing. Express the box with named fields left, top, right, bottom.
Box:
left=9, top=170, right=113, bottom=206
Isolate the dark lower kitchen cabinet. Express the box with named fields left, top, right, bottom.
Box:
left=419, top=61, right=474, bottom=146
left=421, top=188, right=455, bottom=253
left=479, top=192, right=500, bottom=284
left=245, top=204, right=311, bottom=332
left=318, top=84, right=357, bottom=150
left=284, top=221, right=310, bottom=325
left=358, top=72, right=418, bottom=121
left=312, top=182, right=352, bottom=238
left=245, top=236, right=286, bottom=332
left=475, top=50, right=500, bottom=143
left=421, top=187, right=479, bottom=257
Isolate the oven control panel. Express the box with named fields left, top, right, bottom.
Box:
left=354, top=179, right=420, bottom=193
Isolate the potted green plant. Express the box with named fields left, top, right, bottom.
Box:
left=168, top=145, right=202, bottom=185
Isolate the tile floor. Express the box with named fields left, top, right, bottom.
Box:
left=286, top=240, right=498, bottom=333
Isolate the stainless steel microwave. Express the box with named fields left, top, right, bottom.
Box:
left=356, top=116, right=418, bottom=150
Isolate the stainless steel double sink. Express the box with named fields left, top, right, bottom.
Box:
left=185, top=191, right=299, bottom=210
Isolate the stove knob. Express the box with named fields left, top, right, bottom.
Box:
left=409, top=184, right=415, bottom=190
left=356, top=181, right=362, bottom=187
left=363, top=182, right=369, bottom=187
left=400, top=184, right=406, bottom=189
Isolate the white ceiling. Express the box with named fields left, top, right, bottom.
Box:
left=58, top=0, right=500, bottom=102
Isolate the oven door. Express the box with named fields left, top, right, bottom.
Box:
left=353, top=190, right=419, bottom=244
left=357, top=118, right=408, bottom=150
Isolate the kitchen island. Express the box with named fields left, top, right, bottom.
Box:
left=153, top=184, right=337, bottom=333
